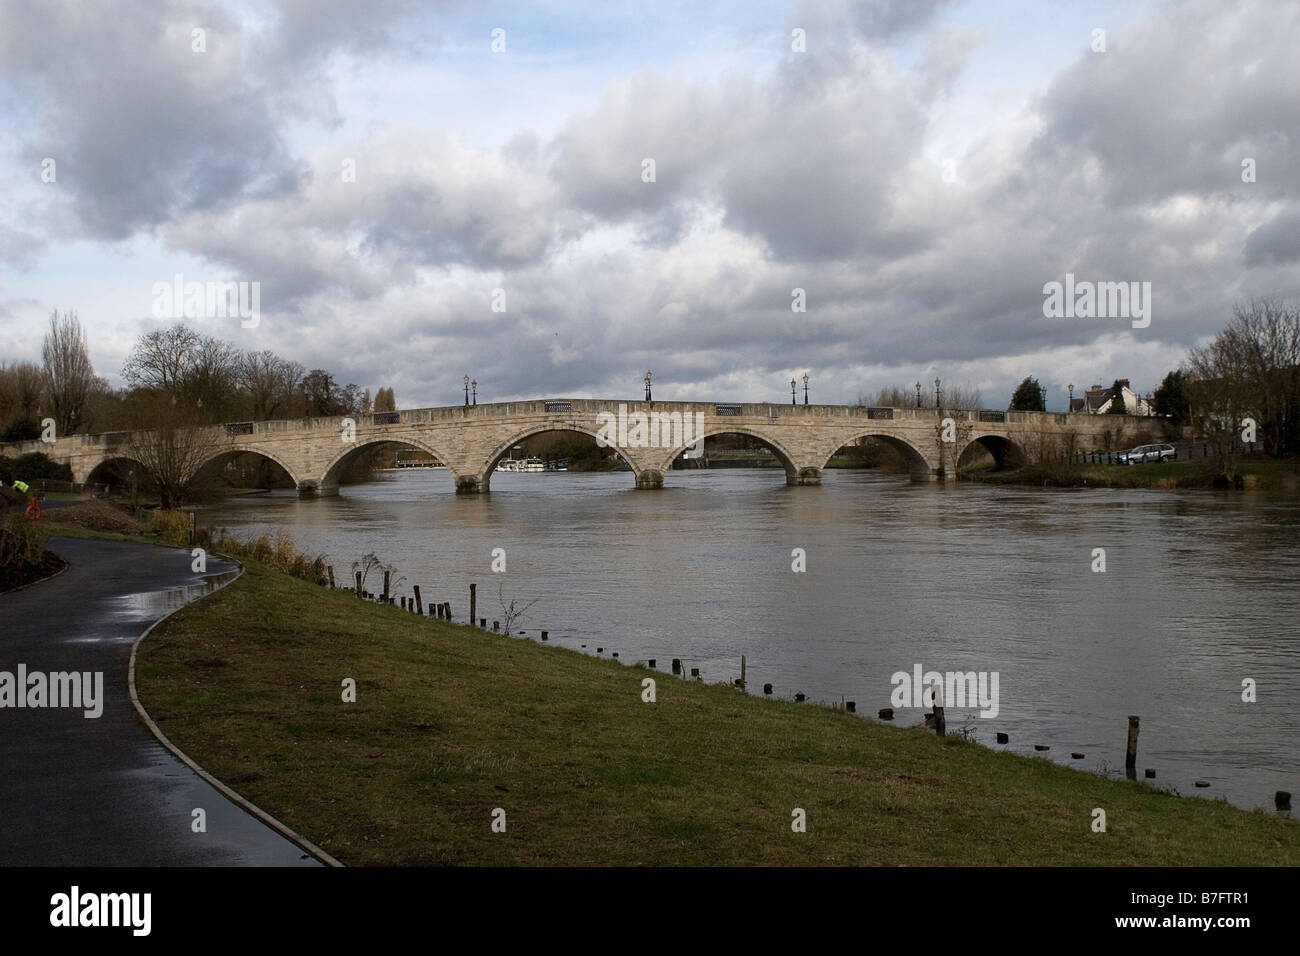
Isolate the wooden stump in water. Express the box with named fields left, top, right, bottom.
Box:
left=1126, top=716, right=1140, bottom=779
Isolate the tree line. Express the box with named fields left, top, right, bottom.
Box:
left=1006, top=299, right=1299, bottom=471
left=0, top=317, right=396, bottom=440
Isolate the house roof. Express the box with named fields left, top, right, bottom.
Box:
left=1071, top=382, right=1148, bottom=413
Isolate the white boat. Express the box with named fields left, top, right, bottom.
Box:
left=495, top=457, right=544, bottom=473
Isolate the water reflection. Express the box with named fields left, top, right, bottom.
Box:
left=113, top=570, right=241, bottom=623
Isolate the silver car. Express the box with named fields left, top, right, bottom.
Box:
left=1119, top=443, right=1175, bottom=464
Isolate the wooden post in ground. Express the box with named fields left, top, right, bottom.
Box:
left=469, top=583, right=477, bottom=628
left=354, top=571, right=363, bottom=596
left=327, top=566, right=335, bottom=588
left=443, top=602, right=451, bottom=620
left=740, top=655, right=746, bottom=689
left=1126, top=716, right=1140, bottom=779
left=413, top=585, right=423, bottom=616
left=932, top=684, right=945, bottom=737
left=382, top=570, right=391, bottom=604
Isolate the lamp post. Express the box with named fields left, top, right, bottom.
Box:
left=802, top=373, right=809, bottom=406
left=644, top=370, right=652, bottom=402
left=790, top=378, right=797, bottom=405
left=915, top=381, right=922, bottom=408
left=1068, top=383, right=1074, bottom=411
left=463, top=375, right=470, bottom=407
left=934, top=377, right=942, bottom=409
left=471, top=379, right=477, bottom=406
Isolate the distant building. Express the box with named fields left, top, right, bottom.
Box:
left=1069, top=379, right=1153, bottom=416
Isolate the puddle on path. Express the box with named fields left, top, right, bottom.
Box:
left=110, top=570, right=240, bottom=624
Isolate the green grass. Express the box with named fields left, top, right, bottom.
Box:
left=965, top=458, right=1300, bottom=492
left=135, top=560, right=1300, bottom=866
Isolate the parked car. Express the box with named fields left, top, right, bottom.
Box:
left=1117, top=443, right=1175, bottom=464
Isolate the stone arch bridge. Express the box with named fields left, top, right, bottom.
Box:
left=5, top=399, right=1149, bottom=496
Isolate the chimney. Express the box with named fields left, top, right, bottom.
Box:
left=1117, top=379, right=1130, bottom=389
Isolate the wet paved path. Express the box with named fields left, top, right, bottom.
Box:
left=0, top=537, right=320, bottom=865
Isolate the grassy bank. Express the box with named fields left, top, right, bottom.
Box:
left=965, top=457, right=1300, bottom=492
left=134, top=559, right=1299, bottom=866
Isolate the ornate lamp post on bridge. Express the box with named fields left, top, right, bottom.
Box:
left=790, top=378, right=797, bottom=405
left=915, top=381, right=922, bottom=408
left=802, top=372, right=809, bottom=406
left=1038, top=383, right=1047, bottom=412
left=463, top=375, right=470, bottom=407
left=644, top=370, right=652, bottom=402
left=471, top=379, right=477, bottom=406
left=934, top=377, right=942, bottom=409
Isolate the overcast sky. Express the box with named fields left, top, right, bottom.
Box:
left=1, top=0, right=1297, bottom=412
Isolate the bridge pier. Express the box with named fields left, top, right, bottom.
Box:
left=296, top=481, right=339, bottom=498
left=635, top=469, right=664, bottom=490
left=787, top=466, right=822, bottom=486
left=455, top=475, right=486, bottom=494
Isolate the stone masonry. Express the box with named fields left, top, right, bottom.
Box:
left=2, top=399, right=1157, bottom=496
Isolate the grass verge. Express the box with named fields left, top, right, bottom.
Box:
left=134, top=559, right=1300, bottom=866
left=964, top=458, right=1300, bottom=492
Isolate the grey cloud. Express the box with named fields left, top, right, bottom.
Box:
left=0, top=0, right=432, bottom=242
left=1245, top=208, right=1300, bottom=266
left=4, top=0, right=1298, bottom=417
left=846, top=0, right=958, bottom=39
left=1029, top=1, right=1300, bottom=208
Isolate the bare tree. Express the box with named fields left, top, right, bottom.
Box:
left=1188, top=328, right=1255, bottom=482
left=240, top=351, right=303, bottom=421
left=858, top=382, right=982, bottom=410
left=497, top=582, right=539, bottom=635
left=125, top=394, right=229, bottom=508
left=0, top=361, right=44, bottom=426
left=122, top=325, right=244, bottom=423
left=122, top=325, right=201, bottom=394
left=1222, top=299, right=1300, bottom=457
left=181, top=335, right=242, bottom=422
left=41, top=310, right=95, bottom=434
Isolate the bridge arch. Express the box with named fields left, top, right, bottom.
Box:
left=477, top=424, right=639, bottom=492
left=195, top=445, right=302, bottom=489
left=958, top=433, right=1026, bottom=471
left=319, top=437, right=456, bottom=494
left=651, top=425, right=805, bottom=486
left=819, top=431, right=935, bottom=479
left=83, top=454, right=151, bottom=492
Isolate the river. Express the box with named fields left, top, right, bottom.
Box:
left=195, top=467, right=1300, bottom=814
